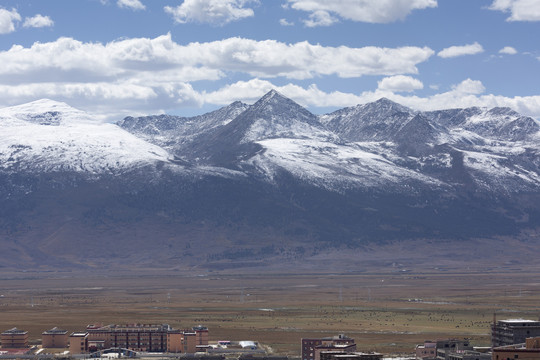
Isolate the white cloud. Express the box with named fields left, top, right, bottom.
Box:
left=23, top=14, right=54, bottom=28
left=377, top=75, right=423, bottom=93
left=117, top=0, right=146, bottom=11
left=203, top=78, right=540, bottom=120
left=164, top=0, right=257, bottom=25
left=450, top=79, right=485, bottom=95
left=286, top=0, right=437, bottom=24
left=490, top=0, right=540, bottom=21
left=279, top=18, right=294, bottom=26
left=499, top=46, right=518, bottom=55
left=0, top=8, right=21, bottom=34
left=204, top=79, right=367, bottom=108
left=303, top=10, right=338, bottom=27
left=0, top=35, right=434, bottom=120
left=0, top=34, right=434, bottom=80
left=437, top=42, right=484, bottom=58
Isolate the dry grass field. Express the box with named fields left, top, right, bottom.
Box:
left=1, top=268, right=539, bottom=356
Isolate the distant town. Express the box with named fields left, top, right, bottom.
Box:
left=1, top=318, right=540, bottom=360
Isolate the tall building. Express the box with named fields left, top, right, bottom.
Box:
left=416, top=341, right=437, bottom=360
left=69, top=332, right=89, bottom=355
left=1, top=328, right=29, bottom=348
left=301, top=335, right=356, bottom=360
left=492, top=320, right=540, bottom=347
left=42, top=327, right=69, bottom=348
left=493, top=337, right=540, bottom=360
left=436, top=339, right=473, bottom=360
left=81, top=324, right=209, bottom=353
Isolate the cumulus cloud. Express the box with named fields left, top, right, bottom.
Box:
left=499, top=46, right=518, bottom=55
left=490, top=0, right=540, bottom=21
left=437, top=42, right=484, bottom=58
left=0, top=34, right=434, bottom=120
left=286, top=0, right=437, bottom=24
left=204, top=79, right=367, bottom=108
left=279, top=18, right=294, bottom=26
left=304, top=10, right=338, bottom=27
left=23, top=14, right=54, bottom=28
left=377, top=75, right=423, bottom=93
left=6, top=35, right=538, bottom=121
left=202, top=78, right=540, bottom=120
left=0, top=34, right=434, bottom=80
left=117, top=0, right=146, bottom=11
left=0, top=8, right=21, bottom=34
left=164, top=0, right=257, bottom=25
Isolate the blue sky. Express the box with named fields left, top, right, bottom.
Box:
left=0, top=0, right=539, bottom=120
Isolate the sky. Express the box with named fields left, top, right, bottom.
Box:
left=0, top=0, right=539, bottom=121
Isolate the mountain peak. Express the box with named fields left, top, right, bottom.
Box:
left=369, top=97, right=412, bottom=112
left=262, top=89, right=281, bottom=98
left=256, top=89, right=292, bottom=105
left=0, top=99, right=95, bottom=125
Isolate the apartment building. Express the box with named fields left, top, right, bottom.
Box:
left=77, top=324, right=209, bottom=353
left=319, top=351, right=382, bottom=360
left=493, top=337, right=540, bottom=360
left=1, top=328, right=29, bottom=348
left=492, top=320, right=540, bottom=348
left=69, top=332, right=89, bottom=355
left=42, top=327, right=69, bottom=348
left=302, top=335, right=356, bottom=360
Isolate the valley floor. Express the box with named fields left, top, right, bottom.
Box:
left=1, top=267, right=539, bottom=355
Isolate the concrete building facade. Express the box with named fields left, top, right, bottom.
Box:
left=493, top=337, right=540, bottom=360
left=69, top=333, right=89, bottom=355
left=1, top=328, right=29, bottom=348
left=447, top=350, right=491, bottom=360
left=416, top=341, right=437, bottom=360
left=75, top=324, right=209, bottom=354
left=492, top=320, right=540, bottom=348
left=42, top=327, right=69, bottom=349
left=320, top=352, right=382, bottom=360
left=301, top=335, right=356, bottom=360
left=436, top=339, right=473, bottom=360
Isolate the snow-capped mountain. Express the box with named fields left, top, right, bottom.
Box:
left=118, top=100, right=249, bottom=155
left=0, top=99, right=173, bottom=174
left=2, top=92, right=540, bottom=271
left=118, top=90, right=540, bottom=194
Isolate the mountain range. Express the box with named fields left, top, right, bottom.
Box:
left=1, top=91, right=539, bottom=272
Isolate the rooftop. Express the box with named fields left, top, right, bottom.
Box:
left=1, top=327, right=28, bottom=335
left=70, top=332, right=89, bottom=337
left=43, top=327, right=68, bottom=335
left=499, top=319, right=540, bottom=323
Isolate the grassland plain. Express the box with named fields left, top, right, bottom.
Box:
left=1, top=269, right=539, bottom=356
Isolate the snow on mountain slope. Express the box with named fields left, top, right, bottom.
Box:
left=246, top=138, right=444, bottom=191
left=239, top=90, right=338, bottom=143
left=118, top=101, right=249, bottom=152
left=0, top=99, right=97, bottom=125
left=320, top=98, right=415, bottom=142
left=0, top=99, right=173, bottom=174
left=5, top=94, right=539, bottom=196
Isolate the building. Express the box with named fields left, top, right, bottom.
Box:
left=69, top=332, right=89, bottom=354
left=320, top=352, right=382, bottom=360
left=416, top=341, right=437, bottom=360
left=447, top=350, right=491, bottom=360
left=492, top=337, right=540, bottom=360
left=436, top=339, right=473, bottom=360
left=42, top=327, right=69, bottom=349
left=82, top=324, right=208, bottom=354
left=1, top=328, right=29, bottom=348
left=492, top=320, right=540, bottom=348
left=315, top=344, right=358, bottom=360
left=301, top=335, right=356, bottom=360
